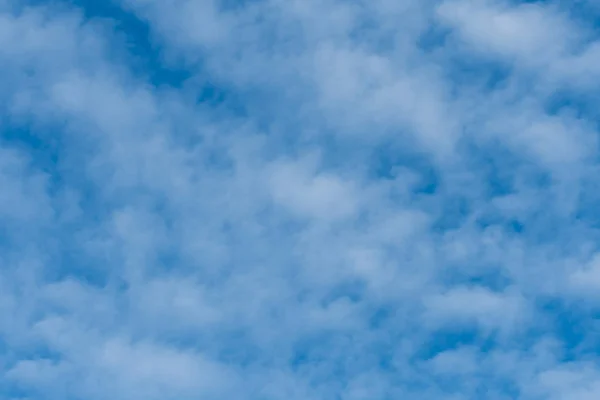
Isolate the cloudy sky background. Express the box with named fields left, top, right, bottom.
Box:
left=1, top=0, right=600, bottom=398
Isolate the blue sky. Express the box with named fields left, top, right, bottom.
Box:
left=1, top=0, right=600, bottom=399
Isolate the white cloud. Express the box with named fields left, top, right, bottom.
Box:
left=1, top=0, right=600, bottom=399
left=267, top=156, right=360, bottom=221
left=422, top=286, right=528, bottom=333
left=436, top=0, right=580, bottom=65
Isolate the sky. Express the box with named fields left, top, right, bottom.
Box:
left=1, top=0, right=600, bottom=399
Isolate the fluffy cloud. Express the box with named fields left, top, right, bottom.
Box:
left=1, top=0, right=600, bottom=399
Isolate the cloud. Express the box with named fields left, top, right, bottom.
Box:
left=422, top=286, right=528, bottom=334
left=436, top=0, right=579, bottom=63
left=267, top=155, right=360, bottom=221
left=1, top=0, right=600, bottom=399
